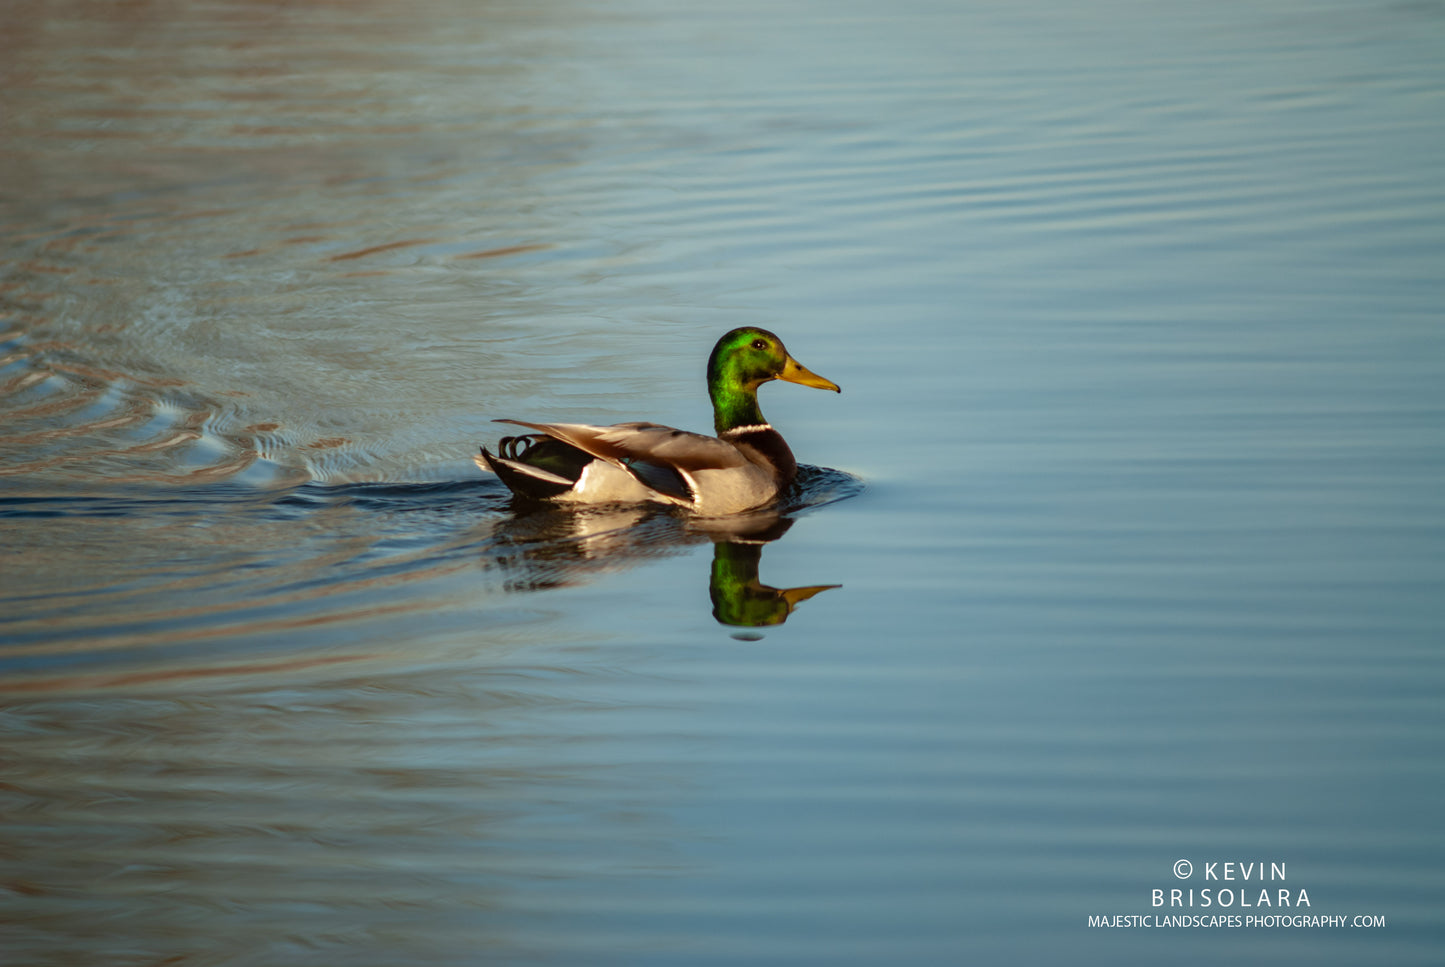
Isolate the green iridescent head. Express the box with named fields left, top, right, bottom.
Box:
left=706, top=327, right=839, bottom=433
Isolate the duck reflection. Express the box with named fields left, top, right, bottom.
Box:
left=708, top=540, right=837, bottom=628
left=688, top=513, right=839, bottom=628
left=489, top=487, right=843, bottom=629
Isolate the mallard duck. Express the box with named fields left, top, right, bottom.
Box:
left=475, top=327, right=840, bottom=515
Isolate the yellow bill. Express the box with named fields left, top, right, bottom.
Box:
left=779, top=355, right=841, bottom=393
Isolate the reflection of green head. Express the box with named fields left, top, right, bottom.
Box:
left=708, top=540, right=838, bottom=627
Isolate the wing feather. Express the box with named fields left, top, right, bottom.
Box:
left=494, top=420, right=748, bottom=472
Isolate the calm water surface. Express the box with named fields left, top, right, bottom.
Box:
left=2, top=1, right=1443, bottom=964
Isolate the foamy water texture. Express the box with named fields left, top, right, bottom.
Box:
left=2, top=1, right=1443, bottom=964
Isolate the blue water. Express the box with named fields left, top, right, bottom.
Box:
left=2, top=0, right=1443, bottom=963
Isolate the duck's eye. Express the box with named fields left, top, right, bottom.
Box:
left=751, top=339, right=768, bottom=350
